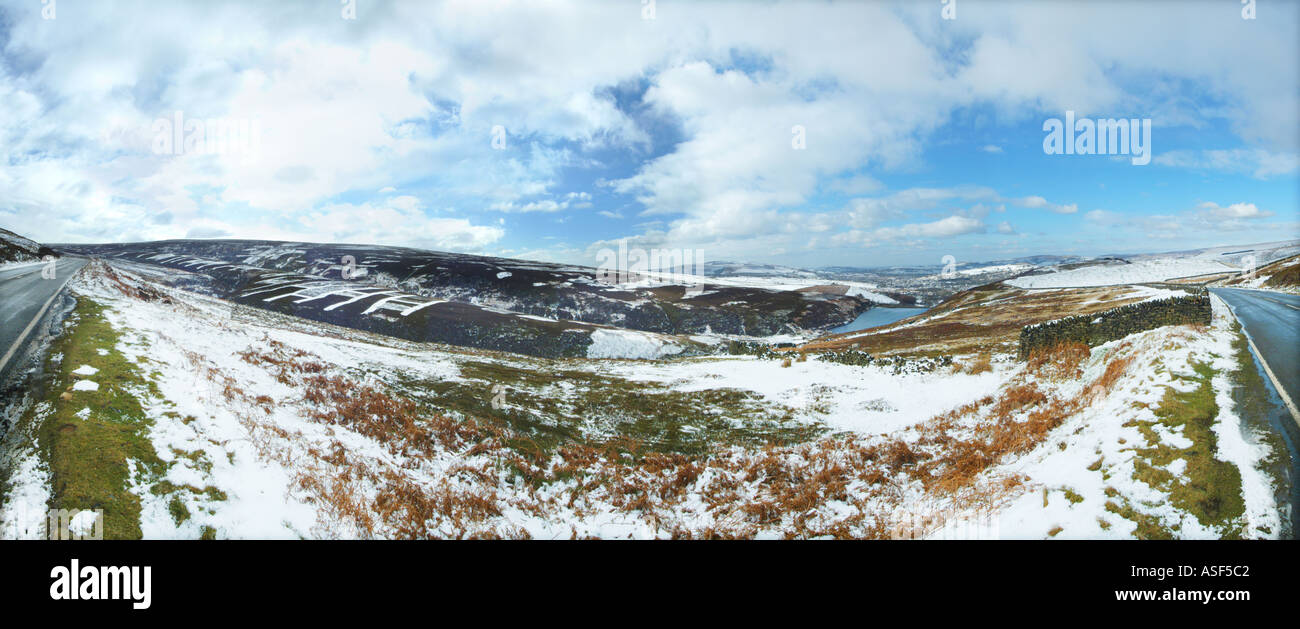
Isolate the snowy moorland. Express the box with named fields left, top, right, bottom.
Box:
left=59, top=240, right=877, bottom=349
left=1008, top=240, right=1300, bottom=289
left=0, top=262, right=1287, bottom=539
left=1007, top=258, right=1236, bottom=288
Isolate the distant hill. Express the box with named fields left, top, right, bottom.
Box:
left=694, top=260, right=820, bottom=279
left=56, top=239, right=873, bottom=357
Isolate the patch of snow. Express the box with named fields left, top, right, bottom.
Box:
left=587, top=329, right=684, bottom=360
left=844, top=286, right=900, bottom=304
left=68, top=510, right=101, bottom=537
left=603, top=355, right=1009, bottom=435
left=0, top=445, right=52, bottom=539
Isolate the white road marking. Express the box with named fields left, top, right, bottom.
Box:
left=0, top=261, right=84, bottom=377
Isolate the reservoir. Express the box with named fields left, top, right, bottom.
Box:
left=831, top=306, right=928, bottom=335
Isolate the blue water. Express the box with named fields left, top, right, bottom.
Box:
left=831, top=306, right=928, bottom=334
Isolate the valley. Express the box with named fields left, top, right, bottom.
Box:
left=1, top=233, right=1295, bottom=539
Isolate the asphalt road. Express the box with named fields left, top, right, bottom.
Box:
left=1210, top=288, right=1300, bottom=428
left=0, top=258, right=87, bottom=380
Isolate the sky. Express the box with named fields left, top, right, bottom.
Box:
left=0, top=0, right=1297, bottom=269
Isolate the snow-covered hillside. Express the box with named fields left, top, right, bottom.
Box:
left=60, top=240, right=876, bottom=344
left=1008, top=258, right=1236, bottom=288
left=0, top=227, right=54, bottom=266
left=1008, top=240, right=1300, bottom=288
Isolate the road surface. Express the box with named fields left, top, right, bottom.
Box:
left=1210, top=288, right=1300, bottom=428
left=0, top=258, right=87, bottom=380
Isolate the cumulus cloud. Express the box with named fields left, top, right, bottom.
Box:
left=876, top=216, right=986, bottom=240
left=1193, top=201, right=1273, bottom=222
left=297, top=197, right=505, bottom=251
left=1017, top=196, right=1078, bottom=215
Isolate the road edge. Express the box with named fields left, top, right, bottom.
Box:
left=1213, top=291, right=1300, bottom=431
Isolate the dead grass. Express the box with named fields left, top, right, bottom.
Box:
left=1027, top=341, right=1091, bottom=380
left=963, top=353, right=993, bottom=375
left=912, top=350, right=1134, bottom=496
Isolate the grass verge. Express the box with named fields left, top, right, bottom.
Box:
left=1126, top=361, right=1245, bottom=537
left=7, top=298, right=167, bottom=539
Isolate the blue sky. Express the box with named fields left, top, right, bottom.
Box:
left=0, top=0, right=1296, bottom=269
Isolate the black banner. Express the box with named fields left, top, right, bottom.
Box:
left=1, top=541, right=1290, bottom=618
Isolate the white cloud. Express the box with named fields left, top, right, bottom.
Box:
left=296, top=197, right=504, bottom=251
left=875, top=215, right=986, bottom=240
left=1017, top=196, right=1078, bottom=215
left=1153, top=149, right=1299, bottom=179
left=1194, top=201, right=1272, bottom=221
